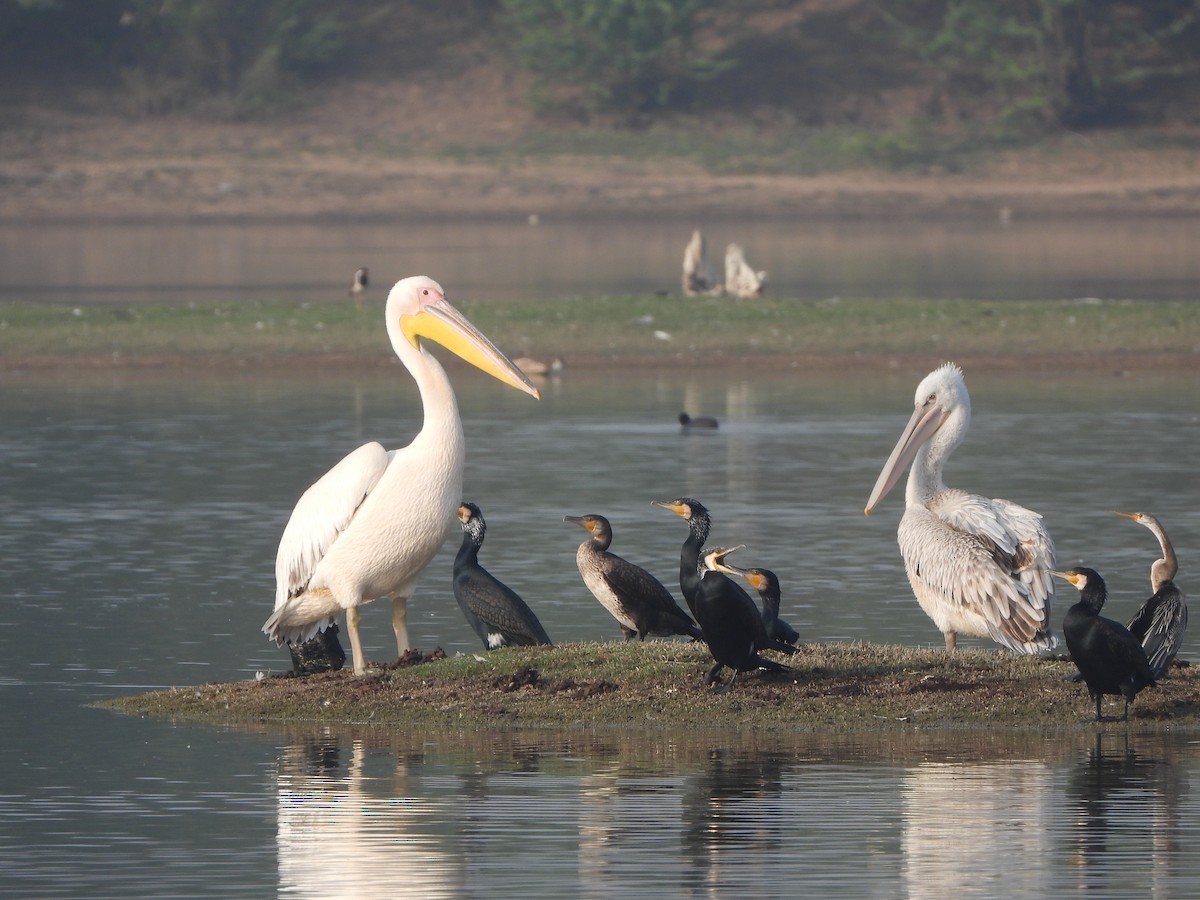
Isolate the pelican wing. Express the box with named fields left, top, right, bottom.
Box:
left=274, top=442, right=392, bottom=609
left=904, top=489, right=1057, bottom=652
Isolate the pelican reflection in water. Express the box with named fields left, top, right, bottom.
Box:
left=864, top=363, right=1057, bottom=653
left=276, top=738, right=462, bottom=897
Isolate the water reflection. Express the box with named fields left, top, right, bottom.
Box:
left=1065, top=732, right=1189, bottom=895
left=3, top=373, right=1199, bottom=897
left=902, top=758, right=1057, bottom=897
left=276, top=735, right=463, bottom=898
left=258, top=727, right=1200, bottom=898
left=5, top=216, right=1200, bottom=306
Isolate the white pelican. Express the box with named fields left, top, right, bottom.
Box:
left=864, top=362, right=1057, bottom=653
left=262, top=275, right=539, bottom=674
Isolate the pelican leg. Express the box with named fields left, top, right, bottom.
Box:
left=391, top=596, right=411, bottom=658
left=944, top=631, right=958, bottom=652
left=346, top=606, right=366, bottom=676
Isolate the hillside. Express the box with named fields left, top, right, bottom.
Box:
left=4, top=67, right=1200, bottom=224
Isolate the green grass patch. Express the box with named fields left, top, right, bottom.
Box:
left=98, top=640, right=1200, bottom=732
left=2, top=296, right=1190, bottom=367
left=2, top=295, right=1196, bottom=365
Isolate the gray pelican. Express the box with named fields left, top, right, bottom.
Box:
left=565, top=513, right=702, bottom=641
left=263, top=275, right=539, bottom=674
left=1117, top=510, right=1187, bottom=676
left=453, top=501, right=552, bottom=650
left=1053, top=567, right=1156, bottom=722
left=864, top=362, right=1057, bottom=653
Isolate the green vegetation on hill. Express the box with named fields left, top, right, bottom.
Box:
left=4, top=0, right=1200, bottom=151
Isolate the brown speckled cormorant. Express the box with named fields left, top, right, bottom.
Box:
left=564, top=513, right=701, bottom=641
left=1053, top=566, right=1156, bottom=722
left=1117, top=510, right=1187, bottom=677
left=453, top=502, right=551, bottom=650
left=717, top=554, right=801, bottom=645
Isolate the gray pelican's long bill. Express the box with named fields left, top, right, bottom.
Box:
left=864, top=402, right=946, bottom=515
left=402, top=297, right=541, bottom=399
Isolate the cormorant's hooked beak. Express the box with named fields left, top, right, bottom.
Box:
left=563, top=515, right=592, bottom=532
left=651, top=499, right=686, bottom=517
left=1049, top=569, right=1080, bottom=587
left=401, top=297, right=540, bottom=399
left=864, top=401, right=946, bottom=515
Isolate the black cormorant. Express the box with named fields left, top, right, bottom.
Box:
left=653, top=497, right=797, bottom=691
left=453, top=502, right=552, bottom=650
left=690, top=546, right=795, bottom=692
left=1117, top=510, right=1187, bottom=677
left=564, top=513, right=701, bottom=641
left=718, top=556, right=801, bottom=645
left=1054, top=566, right=1156, bottom=722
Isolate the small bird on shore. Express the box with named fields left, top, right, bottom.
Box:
left=1117, top=510, right=1187, bottom=677
left=349, top=266, right=369, bottom=308
left=565, top=513, right=701, bottom=641
left=514, top=356, right=565, bottom=378
left=1053, top=566, right=1156, bottom=722
left=679, top=412, right=719, bottom=430
left=453, top=502, right=552, bottom=650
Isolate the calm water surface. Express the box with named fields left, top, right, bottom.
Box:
left=4, top=215, right=1200, bottom=305
left=1, top=367, right=1198, bottom=897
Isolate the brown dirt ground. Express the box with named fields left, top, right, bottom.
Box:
left=4, top=69, right=1200, bottom=223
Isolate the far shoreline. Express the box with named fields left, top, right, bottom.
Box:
left=5, top=349, right=1199, bottom=381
